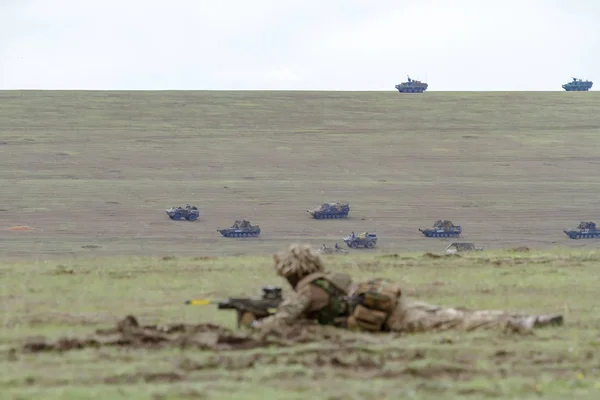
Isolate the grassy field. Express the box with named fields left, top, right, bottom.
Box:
left=1, top=250, right=600, bottom=399
left=1, top=91, right=600, bottom=398
left=2, top=91, right=600, bottom=260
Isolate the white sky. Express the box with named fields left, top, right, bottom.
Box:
left=1, top=0, right=598, bottom=90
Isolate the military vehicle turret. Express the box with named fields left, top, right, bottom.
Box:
left=563, top=221, right=600, bottom=239
left=419, top=220, right=462, bottom=238
left=218, top=219, right=261, bottom=238
left=395, top=75, right=428, bottom=93
left=342, top=231, right=377, bottom=249
left=166, top=204, right=199, bottom=221
left=562, top=77, right=593, bottom=91
left=307, top=202, right=350, bottom=219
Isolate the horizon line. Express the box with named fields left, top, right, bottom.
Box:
left=0, top=89, right=590, bottom=92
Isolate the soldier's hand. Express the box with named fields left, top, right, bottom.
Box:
left=239, top=311, right=257, bottom=328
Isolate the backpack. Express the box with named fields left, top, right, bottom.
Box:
left=347, top=278, right=402, bottom=332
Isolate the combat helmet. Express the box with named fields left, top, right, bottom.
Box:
left=273, top=243, right=325, bottom=278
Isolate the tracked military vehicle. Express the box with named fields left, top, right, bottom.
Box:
left=562, top=77, right=593, bottom=91
left=395, top=75, right=428, bottom=93
left=307, top=202, right=350, bottom=219
left=419, top=220, right=462, bottom=238
left=218, top=219, right=261, bottom=238
left=342, top=232, right=377, bottom=249
left=563, top=221, right=600, bottom=239
left=166, top=205, right=199, bottom=221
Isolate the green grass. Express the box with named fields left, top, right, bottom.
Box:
left=1, top=250, right=600, bottom=399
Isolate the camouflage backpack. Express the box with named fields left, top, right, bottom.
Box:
left=347, top=279, right=402, bottom=332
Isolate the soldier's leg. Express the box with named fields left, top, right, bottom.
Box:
left=386, top=299, right=510, bottom=332
left=386, top=298, right=562, bottom=333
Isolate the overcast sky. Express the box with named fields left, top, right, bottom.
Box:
left=1, top=0, right=598, bottom=91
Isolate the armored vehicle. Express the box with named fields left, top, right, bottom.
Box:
left=419, top=220, right=462, bottom=238
left=395, top=75, right=428, bottom=93
left=562, top=77, right=593, bottom=91
left=307, top=202, right=350, bottom=219
left=166, top=204, right=199, bottom=221
left=218, top=219, right=261, bottom=238
left=318, top=243, right=349, bottom=254
left=445, top=242, right=483, bottom=254
left=342, top=231, right=377, bottom=249
left=563, top=221, right=600, bottom=239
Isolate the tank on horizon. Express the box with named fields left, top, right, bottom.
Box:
left=395, top=75, right=428, bottom=93
left=562, top=77, right=593, bottom=91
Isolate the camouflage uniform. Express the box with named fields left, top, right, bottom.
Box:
left=251, top=244, right=563, bottom=339
left=251, top=244, right=353, bottom=340
left=384, top=298, right=562, bottom=333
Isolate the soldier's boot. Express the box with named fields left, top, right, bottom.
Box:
left=532, top=314, right=563, bottom=328
left=506, top=314, right=563, bottom=333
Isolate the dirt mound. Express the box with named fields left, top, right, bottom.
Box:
left=19, top=315, right=385, bottom=354
left=9, top=225, right=32, bottom=231
left=422, top=252, right=460, bottom=259
left=21, top=315, right=276, bottom=353
left=508, top=246, right=530, bottom=252
left=177, top=347, right=428, bottom=376
left=423, top=252, right=442, bottom=259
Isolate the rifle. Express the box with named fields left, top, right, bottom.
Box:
left=184, top=285, right=284, bottom=328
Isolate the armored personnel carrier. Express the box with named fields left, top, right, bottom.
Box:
left=166, top=204, right=199, bottom=221
left=395, top=75, right=428, bottom=93
left=218, top=219, right=260, bottom=238
left=419, top=220, right=462, bottom=238
left=342, top=231, right=377, bottom=249
left=562, top=77, right=593, bottom=91
left=307, top=202, right=350, bottom=219
left=563, top=221, right=600, bottom=239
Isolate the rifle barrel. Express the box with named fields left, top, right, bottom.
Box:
left=184, top=299, right=214, bottom=305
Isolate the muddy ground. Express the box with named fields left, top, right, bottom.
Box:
left=11, top=314, right=584, bottom=376
left=1, top=91, right=600, bottom=260
left=17, top=315, right=393, bottom=353
left=6, top=314, right=597, bottom=398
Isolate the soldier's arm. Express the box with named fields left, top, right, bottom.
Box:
left=251, top=287, right=312, bottom=339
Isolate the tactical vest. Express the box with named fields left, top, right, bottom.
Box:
left=296, top=272, right=352, bottom=326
